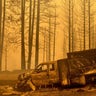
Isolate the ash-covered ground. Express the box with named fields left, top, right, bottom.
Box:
left=0, top=84, right=96, bottom=96
left=0, top=71, right=96, bottom=96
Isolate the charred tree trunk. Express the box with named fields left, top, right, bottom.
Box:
left=28, top=0, right=32, bottom=70
left=48, top=14, right=51, bottom=61
left=53, top=4, right=56, bottom=61
left=0, top=0, right=6, bottom=71
left=28, top=0, right=36, bottom=69
left=0, top=0, right=2, bottom=71
left=2, top=0, right=6, bottom=66
left=88, top=0, right=91, bottom=49
left=43, top=28, right=46, bottom=62
left=5, top=40, right=7, bottom=71
left=71, top=0, right=74, bottom=52
left=83, top=0, right=86, bottom=50
left=69, top=0, right=71, bottom=52
left=35, top=0, right=40, bottom=67
left=21, top=0, right=26, bottom=70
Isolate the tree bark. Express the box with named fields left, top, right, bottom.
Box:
left=28, top=0, right=36, bottom=69
left=48, top=14, right=51, bottom=61
left=35, top=0, right=40, bottom=67
left=83, top=0, right=86, bottom=50
left=69, top=0, right=71, bottom=52
left=88, top=0, right=91, bottom=49
left=71, top=0, right=74, bottom=52
left=0, top=0, right=2, bottom=71
left=53, top=4, right=56, bottom=61
left=0, top=0, right=6, bottom=71
left=21, top=0, right=26, bottom=70
left=28, top=0, right=32, bottom=69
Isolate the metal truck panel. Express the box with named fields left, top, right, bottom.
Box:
left=57, top=59, right=70, bottom=86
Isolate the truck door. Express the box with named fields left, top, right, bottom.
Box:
left=32, top=64, right=49, bottom=86
left=48, top=63, right=59, bottom=84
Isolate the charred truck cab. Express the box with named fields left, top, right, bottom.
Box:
left=32, top=61, right=59, bottom=87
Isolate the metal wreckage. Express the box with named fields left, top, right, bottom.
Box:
left=15, top=49, right=96, bottom=91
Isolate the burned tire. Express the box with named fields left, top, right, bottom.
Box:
left=15, top=80, right=30, bottom=91
left=27, top=79, right=36, bottom=91
left=16, top=79, right=36, bottom=91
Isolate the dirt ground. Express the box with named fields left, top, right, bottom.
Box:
left=0, top=85, right=96, bottom=96
left=0, top=72, right=96, bottom=96
left=20, top=89, right=96, bottom=96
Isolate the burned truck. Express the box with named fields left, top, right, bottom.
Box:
left=16, top=49, right=96, bottom=91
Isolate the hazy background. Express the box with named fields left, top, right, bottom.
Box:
left=1, top=0, right=96, bottom=71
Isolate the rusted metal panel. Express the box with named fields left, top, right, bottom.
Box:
left=67, top=58, right=96, bottom=76
left=67, top=49, right=96, bottom=60
left=57, top=59, right=70, bottom=85
left=71, top=75, right=86, bottom=85
left=48, top=62, right=59, bottom=84
left=31, top=72, right=49, bottom=86
left=31, top=61, right=59, bottom=86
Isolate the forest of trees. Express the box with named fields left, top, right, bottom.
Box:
left=0, top=0, right=96, bottom=71
left=62, top=0, right=96, bottom=55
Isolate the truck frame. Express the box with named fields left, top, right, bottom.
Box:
left=16, top=49, right=96, bottom=91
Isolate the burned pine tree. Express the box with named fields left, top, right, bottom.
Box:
left=0, top=0, right=6, bottom=71
left=2, top=0, right=6, bottom=70
left=0, top=0, right=2, bottom=71
left=53, top=4, right=57, bottom=61
left=88, top=0, right=91, bottom=49
left=68, top=0, right=71, bottom=53
left=83, top=0, right=86, bottom=50
left=28, top=0, right=36, bottom=69
left=35, top=0, right=40, bottom=67
left=34, top=0, right=54, bottom=66
left=62, top=0, right=75, bottom=53
left=21, top=0, right=26, bottom=70
left=28, top=0, right=32, bottom=69
left=62, top=0, right=96, bottom=53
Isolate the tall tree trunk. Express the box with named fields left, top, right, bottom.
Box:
left=43, top=28, right=46, bottom=62
left=21, top=0, right=26, bottom=70
left=69, top=0, right=71, bottom=52
left=88, top=0, right=91, bottom=49
left=28, top=0, right=36, bottom=69
left=35, top=0, right=40, bottom=67
left=0, top=0, right=2, bottom=71
left=48, top=14, right=51, bottom=61
left=53, top=4, right=56, bottom=61
left=5, top=40, right=7, bottom=71
left=84, top=0, right=86, bottom=50
left=2, top=0, right=6, bottom=65
left=0, top=0, right=6, bottom=71
left=71, top=0, right=74, bottom=52
left=46, top=34, right=49, bottom=62
left=28, top=0, right=32, bottom=69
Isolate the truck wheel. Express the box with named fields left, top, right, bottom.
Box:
left=15, top=80, right=28, bottom=91
left=27, top=80, right=36, bottom=91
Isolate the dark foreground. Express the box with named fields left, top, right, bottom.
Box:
left=0, top=85, right=96, bottom=96
left=0, top=79, right=96, bottom=96
left=0, top=71, right=95, bottom=96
